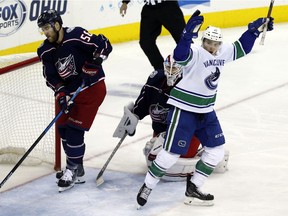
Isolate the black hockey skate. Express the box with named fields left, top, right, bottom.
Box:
left=184, top=175, right=214, bottom=206
left=58, top=168, right=78, bottom=192
left=56, top=164, right=85, bottom=184
left=136, top=183, right=152, bottom=209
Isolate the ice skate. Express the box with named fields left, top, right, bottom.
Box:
left=184, top=175, right=214, bottom=206
left=136, top=183, right=152, bottom=209
left=58, top=168, right=78, bottom=192
left=56, top=164, right=85, bottom=184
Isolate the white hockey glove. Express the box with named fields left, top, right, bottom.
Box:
left=113, top=101, right=139, bottom=138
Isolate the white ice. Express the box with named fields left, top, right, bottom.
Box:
left=0, top=23, right=288, bottom=216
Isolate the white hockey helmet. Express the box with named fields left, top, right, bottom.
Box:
left=202, top=26, right=223, bottom=42
left=163, top=54, right=183, bottom=86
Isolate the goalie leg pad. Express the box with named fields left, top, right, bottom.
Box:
left=144, top=132, right=199, bottom=182
left=162, top=157, right=198, bottom=182
left=214, top=149, right=229, bottom=173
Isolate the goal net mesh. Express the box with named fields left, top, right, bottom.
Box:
left=0, top=54, right=60, bottom=169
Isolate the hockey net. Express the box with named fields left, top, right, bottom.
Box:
left=0, top=54, right=61, bottom=170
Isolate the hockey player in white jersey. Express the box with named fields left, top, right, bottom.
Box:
left=136, top=10, right=274, bottom=208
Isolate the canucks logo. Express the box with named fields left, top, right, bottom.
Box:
left=0, top=0, right=27, bottom=37
left=178, top=140, right=186, bottom=148
left=205, top=67, right=220, bottom=90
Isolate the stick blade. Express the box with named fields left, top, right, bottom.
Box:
left=96, top=175, right=104, bottom=187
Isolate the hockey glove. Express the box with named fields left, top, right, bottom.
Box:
left=55, top=91, right=73, bottom=114
left=248, top=17, right=274, bottom=37
left=81, top=60, right=102, bottom=86
left=182, top=10, right=204, bottom=40
left=95, top=34, right=113, bottom=59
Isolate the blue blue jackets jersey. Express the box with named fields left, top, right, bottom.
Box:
left=37, top=26, right=112, bottom=93
left=133, top=70, right=174, bottom=135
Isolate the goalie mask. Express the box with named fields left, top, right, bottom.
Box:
left=163, top=55, right=183, bottom=86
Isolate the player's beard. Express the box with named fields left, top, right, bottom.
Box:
left=46, top=30, right=59, bottom=43
left=47, top=34, right=57, bottom=43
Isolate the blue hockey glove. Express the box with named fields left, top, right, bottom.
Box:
left=248, top=17, right=274, bottom=37
left=81, top=60, right=102, bottom=86
left=182, top=10, right=204, bottom=40
left=55, top=90, right=73, bottom=114
left=95, top=34, right=113, bottom=58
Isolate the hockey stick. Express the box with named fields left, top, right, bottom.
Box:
left=259, top=0, right=275, bottom=45
left=96, top=132, right=128, bottom=187
left=0, top=84, right=83, bottom=189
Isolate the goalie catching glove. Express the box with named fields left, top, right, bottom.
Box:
left=113, top=102, right=139, bottom=138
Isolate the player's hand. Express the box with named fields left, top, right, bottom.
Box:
left=81, top=61, right=102, bottom=86
left=248, top=17, right=274, bottom=37
left=120, top=2, right=128, bottom=17
left=183, top=10, right=204, bottom=40
left=55, top=91, right=73, bottom=114
left=96, top=34, right=112, bottom=58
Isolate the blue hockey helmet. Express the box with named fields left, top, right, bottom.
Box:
left=37, top=9, right=63, bottom=28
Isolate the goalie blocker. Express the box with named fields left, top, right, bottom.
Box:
left=113, top=102, right=139, bottom=138
left=144, top=132, right=229, bottom=182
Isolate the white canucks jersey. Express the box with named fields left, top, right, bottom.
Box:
left=168, top=41, right=245, bottom=113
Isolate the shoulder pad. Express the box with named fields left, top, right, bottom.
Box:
left=146, top=69, right=165, bottom=85
left=37, top=40, right=55, bottom=60
left=66, top=27, right=75, bottom=33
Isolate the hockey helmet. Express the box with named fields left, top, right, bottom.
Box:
left=163, top=54, right=183, bottom=86
left=37, top=9, right=63, bottom=28
left=202, top=26, right=222, bottom=42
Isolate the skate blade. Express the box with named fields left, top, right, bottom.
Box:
left=56, top=177, right=85, bottom=185
left=58, top=184, right=74, bottom=193
left=76, top=176, right=85, bottom=184
left=137, top=204, right=142, bottom=210
left=184, top=197, right=214, bottom=206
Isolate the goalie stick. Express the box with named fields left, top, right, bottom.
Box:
left=259, top=0, right=275, bottom=45
left=96, top=132, right=128, bottom=187
left=0, top=84, right=83, bottom=189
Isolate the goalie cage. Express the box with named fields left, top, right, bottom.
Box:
left=0, top=54, right=61, bottom=170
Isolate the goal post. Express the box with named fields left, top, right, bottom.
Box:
left=0, top=55, right=61, bottom=171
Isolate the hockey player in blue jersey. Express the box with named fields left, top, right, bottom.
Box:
left=37, top=9, right=112, bottom=192
left=135, top=10, right=274, bottom=208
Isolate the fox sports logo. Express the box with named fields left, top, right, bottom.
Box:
left=0, top=0, right=27, bottom=37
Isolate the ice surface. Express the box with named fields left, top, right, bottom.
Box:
left=1, top=23, right=288, bottom=216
